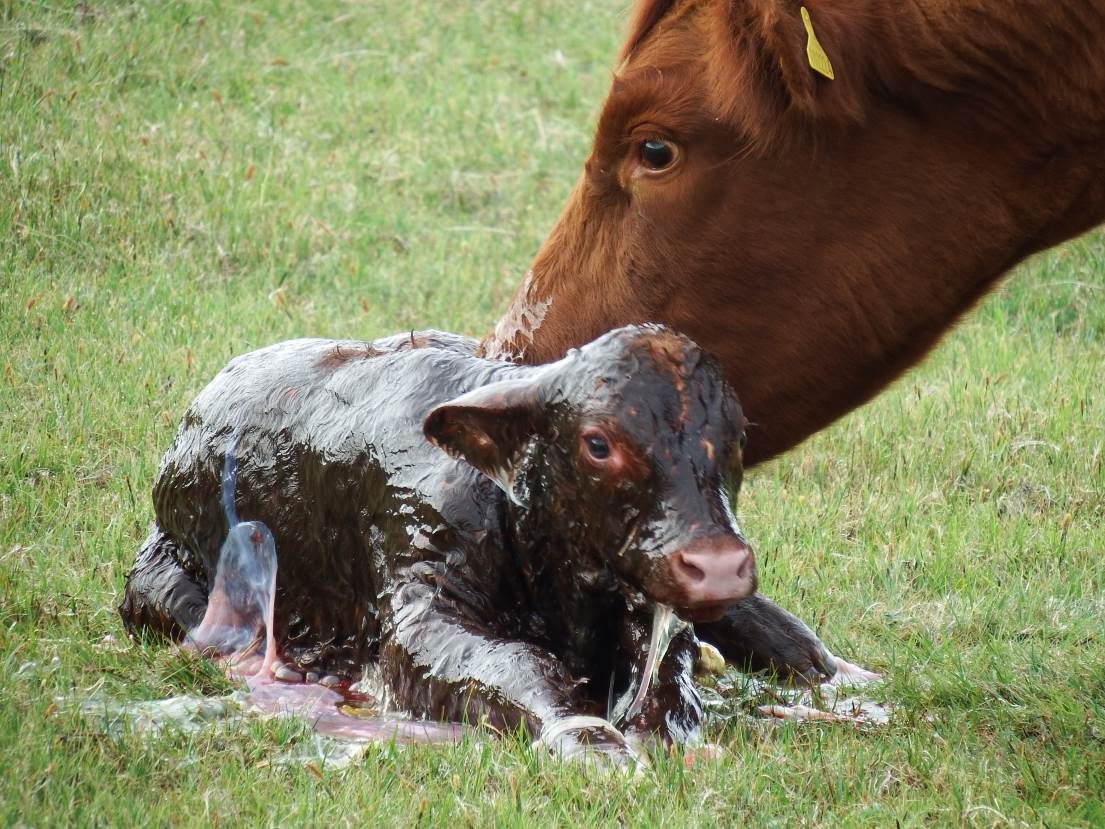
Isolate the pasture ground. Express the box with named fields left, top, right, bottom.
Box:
left=2, top=1, right=1103, bottom=825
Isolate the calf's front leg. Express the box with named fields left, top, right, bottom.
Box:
left=694, top=593, right=838, bottom=687
left=380, top=580, right=638, bottom=765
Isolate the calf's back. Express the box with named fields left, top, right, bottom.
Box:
left=153, top=332, right=518, bottom=674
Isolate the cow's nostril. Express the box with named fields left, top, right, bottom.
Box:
left=674, top=552, right=706, bottom=584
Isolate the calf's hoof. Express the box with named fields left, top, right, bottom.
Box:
left=693, top=641, right=726, bottom=677
left=270, top=661, right=304, bottom=683
left=824, top=653, right=881, bottom=686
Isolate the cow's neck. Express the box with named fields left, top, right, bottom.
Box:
left=905, top=0, right=1105, bottom=146
left=667, top=106, right=1105, bottom=464
left=702, top=0, right=1105, bottom=463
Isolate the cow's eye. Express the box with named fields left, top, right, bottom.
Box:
left=640, top=138, right=676, bottom=171
left=739, top=432, right=748, bottom=451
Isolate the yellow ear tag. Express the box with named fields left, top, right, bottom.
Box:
left=800, top=6, right=835, bottom=80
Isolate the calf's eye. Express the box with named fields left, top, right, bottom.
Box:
left=640, top=138, right=676, bottom=171
left=584, top=434, right=610, bottom=460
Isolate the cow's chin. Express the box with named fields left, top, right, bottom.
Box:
left=674, top=602, right=732, bottom=624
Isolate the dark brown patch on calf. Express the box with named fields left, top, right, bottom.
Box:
left=629, top=330, right=694, bottom=424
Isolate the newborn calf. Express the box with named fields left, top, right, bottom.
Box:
left=119, top=325, right=827, bottom=761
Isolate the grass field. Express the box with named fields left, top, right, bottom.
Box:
left=2, top=1, right=1103, bottom=825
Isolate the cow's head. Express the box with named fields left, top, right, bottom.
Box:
left=482, top=0, right=1039, bottom=463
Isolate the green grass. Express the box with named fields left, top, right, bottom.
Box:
left=2, top=1, right=1103, bottom=825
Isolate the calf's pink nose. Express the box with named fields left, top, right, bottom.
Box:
left=671, top=536, right=756, bottom=604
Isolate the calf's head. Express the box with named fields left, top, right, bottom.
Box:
left=425, top=324, right=755, bottom=621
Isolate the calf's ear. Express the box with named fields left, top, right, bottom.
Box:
left=423, top=377, right=547, bottom=503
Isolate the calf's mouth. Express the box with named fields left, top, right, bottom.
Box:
left=674, top=601, right=733, bottom=624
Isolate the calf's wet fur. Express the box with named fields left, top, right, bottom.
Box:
left=120, top=324, right=834, bottom=760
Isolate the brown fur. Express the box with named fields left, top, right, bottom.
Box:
left=316, top=343, right=383, bottom=369
left=483, top=0, right=1105, bottom=464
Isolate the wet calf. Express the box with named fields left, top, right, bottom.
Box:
left=120, top=325, right=820, bottom=761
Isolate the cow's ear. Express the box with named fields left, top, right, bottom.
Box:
left=423, top=377, right=547, bottom=503
left=713, top=0, right=870, bottom=138
left=750, top=1, right=822, bottom=113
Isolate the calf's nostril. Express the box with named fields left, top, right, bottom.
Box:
left=669, top=540, right=756, bottom=604
left=735, top=549, right=752, bottom=579
left=674, top=552, right=706, bottom=584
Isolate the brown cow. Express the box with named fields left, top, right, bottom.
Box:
left=483, top=0, right=1105, bottom=466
